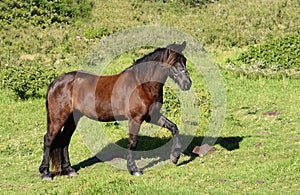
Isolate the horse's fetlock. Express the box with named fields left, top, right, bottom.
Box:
left=39, top=164, right=49, bottom=174
left=171, top=126, right=178, bottom=135
left=175, top=142, right=182, bottom=149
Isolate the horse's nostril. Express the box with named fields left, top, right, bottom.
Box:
left=183, top=80, right=191, bottom=90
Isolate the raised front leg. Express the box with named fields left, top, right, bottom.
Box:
left=150, top=114, right=182, bottom=164
left=127, top=119, right=143, bottom=176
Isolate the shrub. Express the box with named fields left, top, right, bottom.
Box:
left=0, top=0, right=94, bottom=28
left=226, top=34, right=300, bottom=72
left=1, top=63, right=58, bottom=99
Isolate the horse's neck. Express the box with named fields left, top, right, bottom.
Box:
left=131, top=62, right=168, bottom=84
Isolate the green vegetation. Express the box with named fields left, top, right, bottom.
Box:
left=1, top=62, right=57, bottom=99
left=1, top=75, right=299, bottom=194
left=0, top=0, right=94, bottom=28
left=0, top=0, right=299, bottom=194
left=226, top=34, right=300, bottom=74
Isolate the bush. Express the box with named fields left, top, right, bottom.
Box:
left=226, top=34, right=300, bottom=71
left=0, top=0, right=94, bottom=28
left=1, top=63, right=58, bottom=99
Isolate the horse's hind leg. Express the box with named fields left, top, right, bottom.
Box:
left=39, top=121, right=65, bottom=180
left=127, top=119, right=143, bottom=176
left=60, top=112, right=81, bottom=176
left=39, top=133, right=52, bottom=180
left=39, top=101, right=73, bottom=180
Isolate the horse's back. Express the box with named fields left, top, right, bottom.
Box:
left=47, top=70, right=123, bottom=120
left=46, top=71, right=98, bottom=116
left=47, top=70, right=101, bottom=95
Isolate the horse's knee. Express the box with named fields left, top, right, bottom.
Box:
left=128, top=136, right=138, bottom=150
left=170, top=124, right=179, bottom=135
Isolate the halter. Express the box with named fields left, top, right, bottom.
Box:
left=172, top=69, right=188, bottom=79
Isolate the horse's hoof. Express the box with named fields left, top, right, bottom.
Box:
left=131, top=170, right=143, bottom=176
left=62, top=167, right=78, bottom=177
left=41, top=174, right=52, bottom=181
left=170, top=154, right=180, bottom=164
left=68, top=171, right=78, bottom=177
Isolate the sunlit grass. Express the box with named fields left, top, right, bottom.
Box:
left=0, top=72, right=299, bottom=194
left=0, top=0, right=299, bottom=194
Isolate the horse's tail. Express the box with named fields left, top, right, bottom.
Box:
left=46, top=72, right=77, bottom=175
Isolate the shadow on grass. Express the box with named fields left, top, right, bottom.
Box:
left=72, top=135, right=248, bottom=172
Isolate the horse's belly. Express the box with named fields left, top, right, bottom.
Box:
left=95, top=103, right=128, bottom=122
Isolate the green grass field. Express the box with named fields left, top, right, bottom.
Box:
left=0, top=0, right=299, bottom=194
left=0, top=74, right=299, bottom=194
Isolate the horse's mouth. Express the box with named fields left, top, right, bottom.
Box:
left=181, top=81, right=191, bottom=91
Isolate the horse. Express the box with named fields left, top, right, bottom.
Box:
left=39, top=41, right=192, bottom=180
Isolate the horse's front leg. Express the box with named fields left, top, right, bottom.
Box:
left=151, top=114, right=182, bottom=164
left=127, top=119, right=143, bottom=176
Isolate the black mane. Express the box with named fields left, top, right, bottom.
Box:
left=133, top=48, right=167, bottom=65
left=122, top=48, right=167, bottom=72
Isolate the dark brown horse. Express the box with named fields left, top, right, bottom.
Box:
left=39, top=42, right=191, bottom=180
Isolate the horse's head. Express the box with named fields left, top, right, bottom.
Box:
left=165, top=41, right=192, bottom=91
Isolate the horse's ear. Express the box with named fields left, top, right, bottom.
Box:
left=166, top=41, right=186, bottom=54
left=180, top=41, right=186, bottom=52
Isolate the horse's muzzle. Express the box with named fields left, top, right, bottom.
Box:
left=182, top=80, right=192, bottom=91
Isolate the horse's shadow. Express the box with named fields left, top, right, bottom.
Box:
left=72, top=135, right=247, bottom=172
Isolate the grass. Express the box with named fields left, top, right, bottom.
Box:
left=0, top=0, right=299, bottom=194
left=0, top=71, right=299, bottom=194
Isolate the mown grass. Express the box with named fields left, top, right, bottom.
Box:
left=0, top=0, right=299, bottom=194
